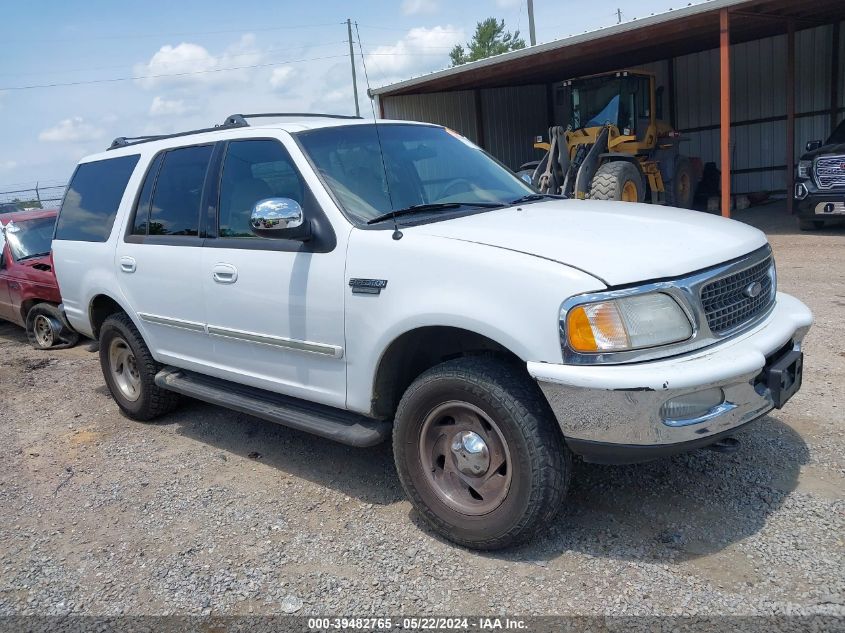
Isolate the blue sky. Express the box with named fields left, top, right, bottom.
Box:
left=0, top=0, right=708, bottom=191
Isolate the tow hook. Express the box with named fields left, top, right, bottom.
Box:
left=705, top=436, right=741, bottom=454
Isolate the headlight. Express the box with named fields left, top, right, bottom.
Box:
left=564, top=293, right=692, bottom=353
left=797, top=160, right=812, bottom=179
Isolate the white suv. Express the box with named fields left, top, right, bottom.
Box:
left=52, top=113, right=812, bottom=549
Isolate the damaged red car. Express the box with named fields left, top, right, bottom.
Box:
left=0, top=208, right=78, bottom=349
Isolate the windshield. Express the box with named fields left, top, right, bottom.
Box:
left=571, top=77, right=623, bottom=129
left=828, top=118, right=845, bottom=144
left=296, top=124, right=532, bottom=224
left=4, top=216, right=55, bottom=260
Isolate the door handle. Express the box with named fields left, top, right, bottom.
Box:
left=119, top=256, right=136, bottom=273
left=212, top=263, right=238, bottom=284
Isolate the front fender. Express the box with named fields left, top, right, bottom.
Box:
left=344, top=229, right=605, bottom=415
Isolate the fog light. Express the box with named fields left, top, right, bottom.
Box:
left=794, top=182, right=808, bottom=200
left=660, top=388, right=724, bottom=423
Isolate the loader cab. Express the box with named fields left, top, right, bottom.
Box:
left=566, top=71, right=654, bottom=139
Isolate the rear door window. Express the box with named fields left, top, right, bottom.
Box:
left=55, top=154, right=140, bottom=242
left=147, top=145, right=213, bottom=236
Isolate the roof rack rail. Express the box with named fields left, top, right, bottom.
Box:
left=222, top=112, right=363, bottom=126
left=107, top=122, right=241, bottom=151
left=107, top=112, right=362, bottom=151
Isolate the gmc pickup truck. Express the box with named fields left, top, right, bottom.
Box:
left=51, top=114, right=813, bottom=549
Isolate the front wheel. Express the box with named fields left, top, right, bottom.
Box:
left=26, top=303, right=79, bottom=350
left=799, top=219, right=824, bottom=231
left=393, top=357, right=571, bottom=550
left=589, top=161, right=645, bottom=203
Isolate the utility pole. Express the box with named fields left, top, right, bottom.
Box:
left=527, top=0, right=536, bottom=46
left=616, top=8, right=622, bottom=24
left=347, top=19, right=360, bottom=117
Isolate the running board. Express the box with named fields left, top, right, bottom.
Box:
left=154, top=367, right=390, bottom=447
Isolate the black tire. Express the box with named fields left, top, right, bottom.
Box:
left=25, top=303, right=79, bottom=350
left=393, top=357, right=571, bottom=550
left=98, top=312, right=180, bottom=421
left=666, top=156, right=695, bottom=209
left=589, top=161, right=645, bottom=202
left=799, top=219, right=824, bottom=231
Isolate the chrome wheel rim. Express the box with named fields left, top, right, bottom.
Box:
left=419, top=401, right=512, bottom=516
left=108, top=337, right=141, bottom=402
left=33, top=315, right=54, bottom=347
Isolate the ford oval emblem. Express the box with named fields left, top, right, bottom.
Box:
left=744, top=281, right=763, bottom=298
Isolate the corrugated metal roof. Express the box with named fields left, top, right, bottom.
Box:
left=373, top=0, right=845, bottom=96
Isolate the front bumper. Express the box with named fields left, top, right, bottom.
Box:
left=528, top=292, right=813, bottom=464
left=794, top=180, right=845, bottom=219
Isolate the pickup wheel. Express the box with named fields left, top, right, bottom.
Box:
left=393, top=357, right=571, bottom=550
left=26, top=303, right=79, bottom=350
left=98, top=313, right=180, bottom=421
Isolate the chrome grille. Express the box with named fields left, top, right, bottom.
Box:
left=814, top=155, right=845, bottom=189
left=700, top=257, right=774, bottom=335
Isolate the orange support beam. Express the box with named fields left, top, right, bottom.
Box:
left=719, top=8, right=731, bottom=218
left=786, top=19, right=795, bottom=214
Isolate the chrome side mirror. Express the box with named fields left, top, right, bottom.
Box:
left=805, top=139, right=823, bottom=152
left=249, top=198, right=310, bottom=240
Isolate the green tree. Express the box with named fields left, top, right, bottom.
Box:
left=449, top=18, right=526, bottom=66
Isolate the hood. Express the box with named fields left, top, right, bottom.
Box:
left=414, top=200, right=768, bottom=287
left=800, top=141, right=845, bottom=161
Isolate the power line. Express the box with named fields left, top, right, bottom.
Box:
left=3, top=22, right=344, bottom=44
left=0, top=41, right=350, bottom=79
left=0, top=54, right=350, bottom=91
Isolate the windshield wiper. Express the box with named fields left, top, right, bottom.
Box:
left=366, top=202, right=503, bottom=225
left=17, top=252, right=51, bottom=261
left=509, top=193, right=564, bottom=205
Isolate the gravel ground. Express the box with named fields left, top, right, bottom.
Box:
left=0, top=205, right=843, bottom=618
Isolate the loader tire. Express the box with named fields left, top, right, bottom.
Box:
left=666, top=157, right=695, bottom=209
left=589, top=161, right=644, bottom=203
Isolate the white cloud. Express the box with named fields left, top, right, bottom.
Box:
left=365, top=25, right=464, bottom=81
left=38, top=117, right=105, bottom=143
left=269, top=66, right=296, bottom=90
left=495, top=0, right=522, bottom=7
left=0, top=160, right=16, bottom=170
left=149, top=96, right=197, bottom=117
left=401, top=0, right=438, bottom=15
left=134, top=34, right=262, bottom=89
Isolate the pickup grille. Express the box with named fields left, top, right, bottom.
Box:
left=700, top=257, right=774, bottom=335
left=814, top=155, right=845, bottom=189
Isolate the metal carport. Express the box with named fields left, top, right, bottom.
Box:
left=372, top=0, right=845, bottom=217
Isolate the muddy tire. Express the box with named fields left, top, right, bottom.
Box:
left=98, top=312, right=180, bottom=421
left=26, top=303, right=79, bottom=350
left=589, top=161, right=645, bottom=203
left=666, top=157, right=695, bottom=209
left=393, top=357, right=571, bottom=550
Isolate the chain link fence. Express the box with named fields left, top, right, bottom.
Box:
left=0, top=183, right=66, bottom=212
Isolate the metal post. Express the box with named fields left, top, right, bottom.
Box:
left=347, top=19, right=360, bottom=118
left=35, top=182, right=41, bottom=206
left=527, top=0, right=536, bottom=46
left=786, top=19, right=795, bottom=214
left=831, top=23, right=840, bottom=134
left=719, top=8, right=731, bottom=218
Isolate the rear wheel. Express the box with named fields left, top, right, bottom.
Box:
left=99, top=312, right=180, bottom=421
left=667, top=157, right=695, bottom=209
left=393, top=357, right=571, bottom=550
left=589, top=161, right=644, bottom=203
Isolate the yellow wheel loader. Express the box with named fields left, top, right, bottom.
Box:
left=519, top=70, right=699, bottom=208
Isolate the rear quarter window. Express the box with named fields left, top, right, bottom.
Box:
left=55, top=154, right=140, bottom=242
